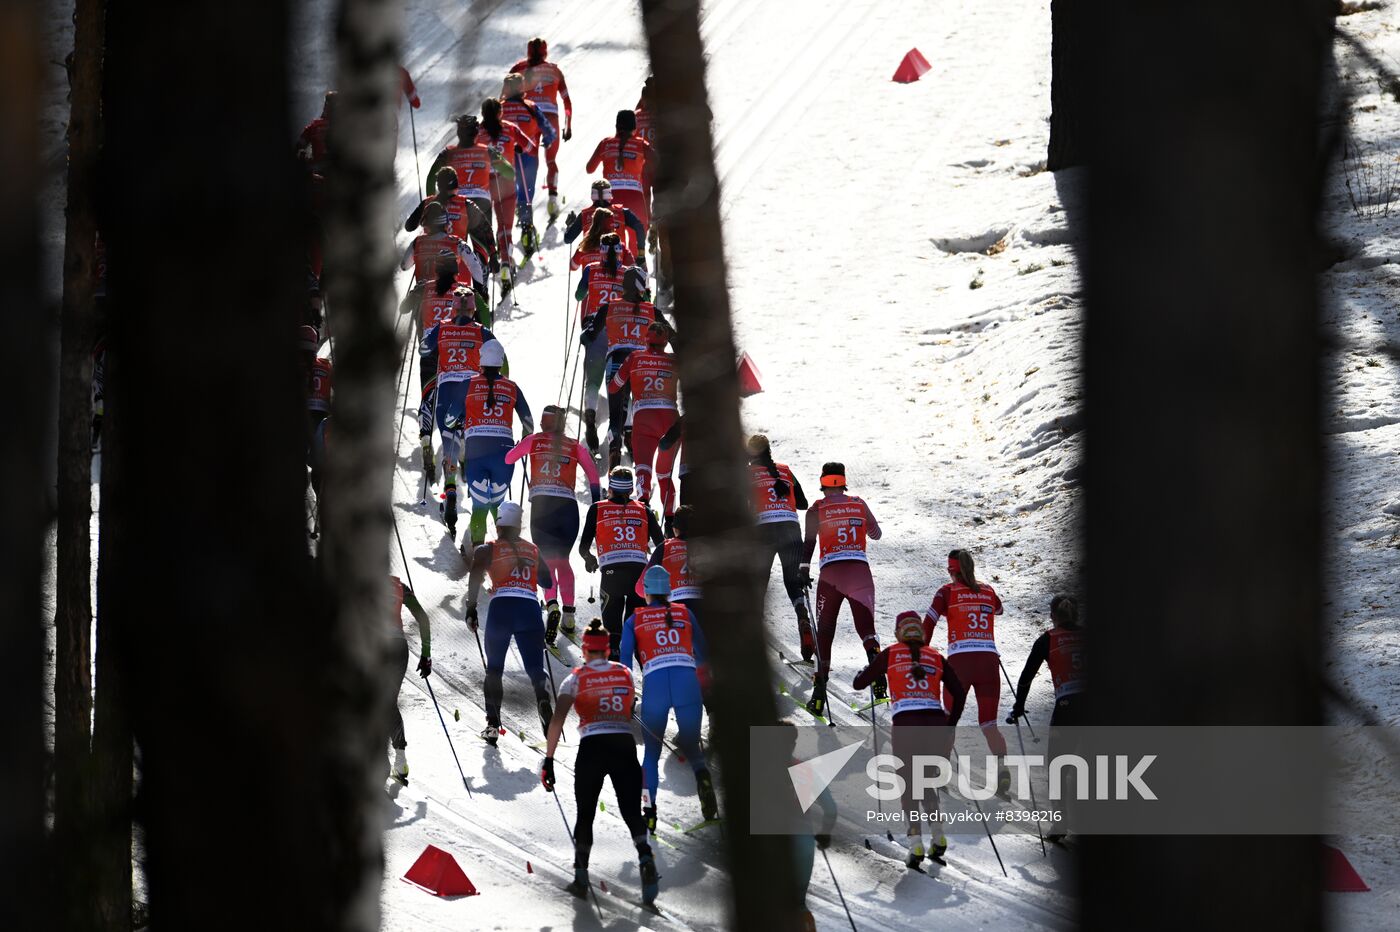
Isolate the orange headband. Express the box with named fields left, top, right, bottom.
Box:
left=820, top=474, right=845, bottom=489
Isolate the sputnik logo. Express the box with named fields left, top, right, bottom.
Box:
left=787, top=739, right=863, bottom=813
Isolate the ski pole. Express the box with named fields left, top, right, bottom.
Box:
left=820, top=847, right=858, bottom=932
left=408, top=102, right=423, bottom=197
left=424, top=676, right=472, bottom=797
left=391, top=511, right=416, bottom=594
left=1011, top=716, right=1047, bottom=856
left=998, top=658, right=1037, bottom=742
left=548, top=784, right=605, bottom=919
left=471, top=621, right=487, bottom=669
left=948, top=751, right=1007, bottom=877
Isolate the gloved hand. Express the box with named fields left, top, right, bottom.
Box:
left=797, top=564, right=813, bottom=590
left=562, top=125, right=572, bottom=142
left=466, top=604, right=479, bottom=630
left=565, top=210, right=578, bottom=229
left=582, top=552, right=599, bottom=573
left=489, top=256, right=500, bottom=274
left=815, top=833, right=832, bottom=850
left=1006, top=705, right=1026, bottom=725
left=540, top=757, right=556, bottom=792
left=417, top=655, right=432, bottom=678
left=409, top=93, right=421, bottom=109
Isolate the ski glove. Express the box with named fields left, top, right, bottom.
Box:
left=489, top=256, right=500, bottom=274
left=540, top=757, right=556, bottom=792
left=797, top=564, right=813, bottom=590
left=562, top=125, right=572, bottom=142
left=1006, top=705, right=1026, bottom=724
left=417, top=656, right=432, bottom=678
left=815, top=833, right=831, bottom=850
left=582, top=552, right=599, bottom=573
left=466, top=604, right=479, bottom=630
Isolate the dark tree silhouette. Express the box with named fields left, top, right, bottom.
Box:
left=1047, top=0, right=1087, bottom=171
left=637, top=0, right=802, bottom=928
left=1081, top=3, right=1335, bottom=929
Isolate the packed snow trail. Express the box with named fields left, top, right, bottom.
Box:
left=287, top=0, right=1081, bottom=927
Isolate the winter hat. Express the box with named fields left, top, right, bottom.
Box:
left=480, top=339, right=505, bottom=368
left=497, top=501, right=522, bottom=529
left=644, top=565, right=672, bottom=597
left=435, top=166, right=459, bottom=190
left=421, top=200, right=448, bottom=231
left=819, top=462, right=846, bottom=490
left=894, top=611, right=925, bottom=644
left=609, top=466, right=634, bottom=492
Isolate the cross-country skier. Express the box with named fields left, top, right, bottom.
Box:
left=541, top=619, right=659, bottom=904
left=645, top=504, right=700, bottom=626
left=510, top=37, right=572, bottom=224
left=609, top=320, right=678, bottom=509
left=387, top=575, right=433, bottom=783
left=634, top=75, right=656, bottom=144
left=922, top=548, right=1010, bottom=793
left=499, top=72, right=557, bottom=257
left=854, top=611, right=966, bottom=868
left=563, top=179, right=648, bottom=258
left=772, top=722, right=838, bottom=930
left=575, top=236, right=642, bottom=453
left=404, top=166, right=496, bottom=286
left=619, top=565, right=717, bottom=833
left=420, top=307, right=500, bottom=531
left=457, top=340, right=532, bottom=549
left=747, top=434, right=813, bottom=653
left=579, top=466, right=664, bottom=658
left=465, top=501, right=555, bottom=739
left=586, top=110, right=656, bottom=231
left=415, top=257, right=482, bottom=482
left=800, top=462, right=883, bottom=717
left=477, top=97, right=536, bottom=286
left=1010, top=594, right=1083, bottom=727
left=295, top=90, right=335, bottom=173
left=504, top=404, right=602, bottom=645
left=399, top=201, right=480, bottom=287
left=570, top=208, right=638, bottom=271
left=583, top=266, right=663, bottom=467
left=302, top=325, right=332, bottom=497
left=426, top=115, right=495, bottom=260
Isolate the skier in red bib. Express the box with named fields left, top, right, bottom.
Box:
left=644, top=504, right=700, bottom=625
left=465, top=501, right=555, bottom=738
left=504, top=404, right=602, bottom=644
left=542, top=619, right=659, bottom=905
left=923, top=548, right=1010, bottom=792
left=582, top=266, right=664, bottom=467
left=579, top=466, right=665, bottom=658
left=426, top=115, right=495, bottom=243
left=586, top=110, right=656, bottom=231
left=509, top=37, right=572, bottom=223
left=854, top=611, right=965, bottom=869
left=747, top=434, right=813, bottom=654
left=564, top=179, right=649, bottom=258
left=800, top=462, right=883, bottom=717
left=609, top=320, right=678, bottom=513
left=295, top=90, right=335, bottom=173
left=570, top=207, right=638, bottom=271
left=499, top=71, right=556, bottom=256
left=575, top=238, right=645, bottom=453
left=1010, top=594, right=1084, bottom=727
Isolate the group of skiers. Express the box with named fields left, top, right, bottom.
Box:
left=297, top=36, right=1084, bottom=916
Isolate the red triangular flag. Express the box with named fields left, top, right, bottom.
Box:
left=402, top=845, right=480, bottom=897
left=737, top=352, right=763, bottom=397
left=1323, top=844, right=1369, bottom=892
left=526, top=861, right=533, bottom=874
left=892, top=48, right=932, bottom=83
left=400, top=66, right=421, bottom=109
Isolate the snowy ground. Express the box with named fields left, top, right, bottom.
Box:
left=37, top=0, right=1399, bottom=928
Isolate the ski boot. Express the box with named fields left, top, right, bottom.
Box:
left=544, top=599, right=561, bottom=646
left=547, top=194, right=561, bottom=225
left=441, top=489, right=458, bottom=540
left=644, top=805, right=659, bottom=835
left=420, top=437, right=437, bottom=485
left=866, top=645, right=889, bottom=701
left=798, top=610, right=815, bottom=663
left=499, top=262, right=513, bottom=296
left=480, top=713, right=501, bottom=748
left=930, top=832, right=948, bottom=863
left=391, top=747, right=409, bottom=785
left=906, top=839, right=925, bottom=870
left=806, top=674, right=828, bottom=718
left=638, top=848, right=659, bottom=905
left=561, top=606, right=577, bottom=635
left=566, top=865, right=589, bottom=899
left=995, top=763, right=1013, bottom=799
left=520, top=223, right=539, bottom=261
left=584, top=410, right=600, bottom=454
left=696, top=769, right=719, bottom=822
left=537, top=697, right=554, bottom=735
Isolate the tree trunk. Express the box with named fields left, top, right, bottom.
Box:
left=54, top=1, right=105, bottom=924
left=101, top=0, right=367, bottom=926
left=1047, top=0, right=1086, bottom=172
left=1081, top=3, right=1334, bottom=930
left=636, top=1, right=801, bottom=927
left=314, top=0, right=408, bottom=923
left=0, top=0, right=54, bottom=927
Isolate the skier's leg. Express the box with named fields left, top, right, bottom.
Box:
left=969, top=652, right=1008, bottom=755
left=511, top=603, right=550, bottom=703
left=638, top=684, right=669, bottom=805
left=814, top=576, right=842, bottom=679
left=482, top=602, right=512, bottom=724
left=572, top=738, right=606, bottom=863
left=599, top=568, right=628, bottom=658
left=604, top=735, right=652, bottom=844
left=543, top=114, right=561, bottom=197
left=388, top=635, right=410, bottom=750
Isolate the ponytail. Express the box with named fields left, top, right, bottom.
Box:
left=758, top=448, right=790, bottom=500
left=616, top=126, right=631, bottom=173
left=600, top=233, right=621, bottom=277
left=482, top=98, right=504, bottom=141
left=909, top=642, right=925, bottom=679
left=485, top=370, right=500, bottom=409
